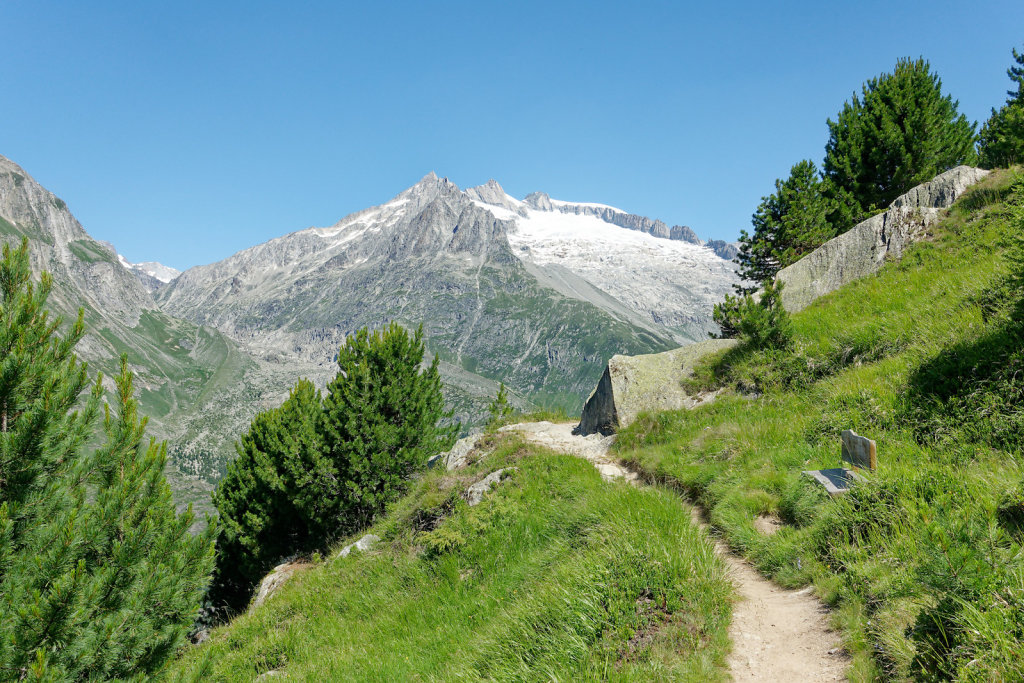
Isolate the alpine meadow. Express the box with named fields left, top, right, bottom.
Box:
left=2, top=3, right=1024, bottom=681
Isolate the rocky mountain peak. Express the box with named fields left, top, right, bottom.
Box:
left=466, top=180, right=523, bottom=214
left=116, top=252, right=182, bottom=292
left=0, top=153, right=152, bottom=323
left=522, top=191, right=553, bottom=211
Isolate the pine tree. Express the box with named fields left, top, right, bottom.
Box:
left=711, top=278, right=792, bottom=350
left=0, top=238, right=214, bottom=680
left=321, top=323, right=458, bottom=531
left=487, top=382, right=515, bottom=427
left=210, top=323, right=458, bottom=612
left=211, top=379, right=325, bottom=609
left=824, top=57, right=977, bottom=217
left=979, top=46, right=1024, bottom=169
left=735, top=160, right=838, bottom=291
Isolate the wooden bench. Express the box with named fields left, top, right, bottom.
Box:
left=802, top=429, right=876, bottom=496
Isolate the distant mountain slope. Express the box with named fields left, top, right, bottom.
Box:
left=0, top=154, right=738, bottom=497
left=0, top=154, right=292, bottom=506
left=159, top=174, right=737, bottom=419
left=467, top=179, right=739, bottom=342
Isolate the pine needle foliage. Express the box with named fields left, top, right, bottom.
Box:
left=736, top=160, right=839, bottom=291
left=486, top=382, right=514, bottom=427
left=211, top=323, right=457, bottom=611
left=210, top=379, right=325, bottom=610
left=824, top=57, right=977, bottom=218
left=979, top=46, right=1024, bottom=169
left=712, top=278, right=793, bottom=350
left=0, top=238, right=215, bottom=681
left=321, top=323, right=458, bottom=529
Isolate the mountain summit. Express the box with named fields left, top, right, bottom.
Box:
left=1, top=153, right=739, bottom=487
left=159, top=174, right=739, bottom=428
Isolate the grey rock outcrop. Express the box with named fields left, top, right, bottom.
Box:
left=576, top=338, right=738, bottom=436
left=776, top=166, right=989, bottom=313
left=428, top=433, right=486, bottom=470
left=249, top=557, right=304, bottom=613
left=466, top=179, right=525, bottom=214
left=337, top=534, right=380, bottom=558
left=0, top=155, right=152, bottom=327
left=464, top=468, right=515, bottom=506
left=705, top=239, right=740, bottom=261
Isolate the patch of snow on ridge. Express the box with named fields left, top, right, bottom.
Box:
left=509, top=207, right=711, bottom=266
left=470, top=200, right=518, bottom=221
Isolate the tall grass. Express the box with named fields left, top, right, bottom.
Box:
left=616, top=169, right=1024, bottom=680
left=166, top=437, right=732, bottom=681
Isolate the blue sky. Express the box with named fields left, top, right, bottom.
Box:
left=2, top=1, right=1022, bottom=270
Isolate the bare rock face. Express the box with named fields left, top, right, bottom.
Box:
left=0, top=155, right=152, bottom=326
left=776, top=166, right=989, bottom=313
left=428, top=433, right=487, bottom=470
left=576, top=338, right=738, bottom=436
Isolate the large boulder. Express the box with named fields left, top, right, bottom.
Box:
left=776, top=166, right=989, bottom=312
left=576, top=338, right=738, bottom=436
left=575, top=167, right=989, bottom=437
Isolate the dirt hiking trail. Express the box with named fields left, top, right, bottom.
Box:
left=501, top=421, right=848, bottom=682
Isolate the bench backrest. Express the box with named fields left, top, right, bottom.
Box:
left=841, top=429, right=876, bottom=471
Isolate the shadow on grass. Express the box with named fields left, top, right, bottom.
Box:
left=904, top=314, right=1024, bottom=451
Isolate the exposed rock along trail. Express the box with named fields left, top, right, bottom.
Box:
left=500, top=421, right=848, bottom=682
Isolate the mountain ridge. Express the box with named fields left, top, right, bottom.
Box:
left=1, top=152, right=739, bottom=495
left=157, top=173, right=738, bottom=426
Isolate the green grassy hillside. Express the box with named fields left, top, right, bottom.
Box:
left=615, top=169, right=1024, bottom=680
left=167, top=435, right=732, bottom=681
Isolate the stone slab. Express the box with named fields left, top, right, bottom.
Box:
left=336, top=533, right=380, bottom=559
left=841, top=429, right=876, bottom=471
left=575, top=338, right=738, bottom=436
left=776, top=166, right=989, bottom=313
left=802, top=468, right=866, bottom=497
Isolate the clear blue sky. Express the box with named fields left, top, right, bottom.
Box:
left=2, top=1, right=1022, bottom=270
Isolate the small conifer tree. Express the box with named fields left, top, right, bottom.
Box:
left=487, top=382, right=515, bottom=426
left=321, top=323, right=458, bottom=529
left=211, top=323, right=457, bottom=611
left=211, top=379, right=325, bottom=609
left=979, top=46, right=1024, bottom=169
left=0, top=238, right=215, bottom=680
left=712, top=278, right=793, bottom=350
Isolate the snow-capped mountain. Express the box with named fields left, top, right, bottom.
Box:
left=0, top=154, right=740, bottom=491
left=466, top=179, right=738, bottom=340
left=159, top=173, right=739, bottom=432
left=117, top=254, right=181, bottom=291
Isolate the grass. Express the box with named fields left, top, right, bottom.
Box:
left=614, top=168, right=1024, bottom=680
left=165, top=435, right=732, bottom=681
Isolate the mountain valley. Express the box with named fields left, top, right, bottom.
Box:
left=0, top=154, right=737, bottom=503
